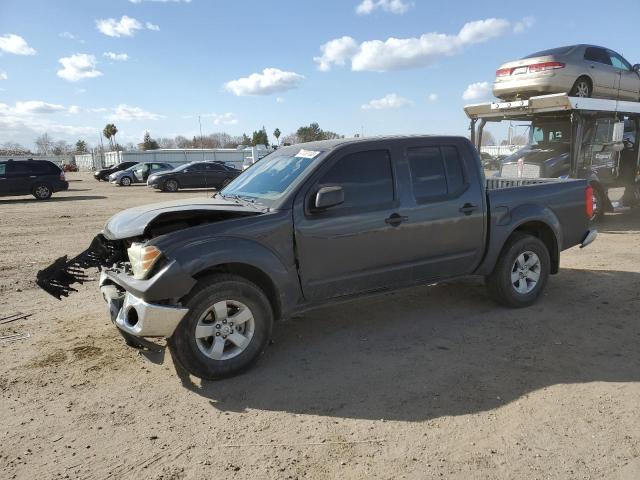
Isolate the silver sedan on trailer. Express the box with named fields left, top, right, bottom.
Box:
left=493, top=44, right=640, bottom=101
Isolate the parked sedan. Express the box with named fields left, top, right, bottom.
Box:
left=109, top=162, right=173, bottom=186
left=94, top=161, right=138, bottom=181
left=147, top=161, right=241, bottom=192
left=493, top=44, right=640, bottom=101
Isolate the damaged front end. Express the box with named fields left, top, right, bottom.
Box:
left=36, top=234, right=127, bottom=300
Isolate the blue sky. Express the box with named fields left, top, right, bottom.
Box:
left=1, top=0, right=640, bottom=148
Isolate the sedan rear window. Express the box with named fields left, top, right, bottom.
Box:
left=523, top=46, right=573, bottom=58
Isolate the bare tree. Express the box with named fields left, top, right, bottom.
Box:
left=35, top=133, right=54, bottom=155
left=157, top=137, right=177, bottom=149
left=174, top=136, right=193, bottom=148
left=52, top=140, right=71, bottom=155
left=481, top=131, right=496, bottom=146
left=0, top=142, right=31, bottom=155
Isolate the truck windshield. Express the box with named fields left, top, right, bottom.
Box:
left=220, top=149, right=323, bottom=205
left=529, top=121, right=570, bottom=146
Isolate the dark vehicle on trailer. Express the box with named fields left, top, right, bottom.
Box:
left=465, top=93, right=640, bottom=221
left=94, top=161, right=138, bottom=181
left=147, top=161, right=241, bottom=192
left=0, top=159, right=69, bottom=200
left=37, top=136, right=597, bottom=380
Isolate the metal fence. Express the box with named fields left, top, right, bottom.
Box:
left=0, top=154, right=73, bottom=167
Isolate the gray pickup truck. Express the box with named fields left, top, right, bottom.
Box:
left=37, top=136, right=597, bottom=379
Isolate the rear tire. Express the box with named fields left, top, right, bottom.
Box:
left=119, top=176, right=132, bottom=186
left=163, top=178, right=179, bottom=192
left=168, top=274, right=273, bottom=380
left=570, top=77, right=592, bottom=98
left=486, top=233, right=550, bottom=308
left=32, top=183, right=52, bottom=200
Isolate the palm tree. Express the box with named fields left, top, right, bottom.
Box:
left=273, top=128, right=281, bottom=146
left=102, top=124, right=118, bottom=150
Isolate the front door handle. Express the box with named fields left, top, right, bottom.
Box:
left=385, top=213, right=408, bottom=227
left=459, top=203, right=478, bottom=215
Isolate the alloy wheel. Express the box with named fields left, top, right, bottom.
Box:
left=511, top=251, right=541, bottom=294
left=194, top=300, right=255, bottom=361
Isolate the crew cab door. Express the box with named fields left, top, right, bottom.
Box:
left=397, top=140, right=486, bottom=282
left=293, top=147, right=410, bottom=301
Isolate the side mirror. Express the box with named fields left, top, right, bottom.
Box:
left=314, top=185, right=344, bottom=210
left=633, top=64, right=640, bottom=73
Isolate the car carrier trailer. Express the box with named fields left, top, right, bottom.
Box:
left=465, top=93, right=640, bottom=220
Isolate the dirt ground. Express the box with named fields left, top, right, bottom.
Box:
left=1, top=173, right=639, bottom=480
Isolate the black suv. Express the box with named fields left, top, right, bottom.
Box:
left=93, top=161, right=138, bottom=181
left=0, top=159, right=69, bottom=200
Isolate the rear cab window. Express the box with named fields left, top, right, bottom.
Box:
left=316, top=149, right=394, bottom=211
left=407, top=145, right=468, bottom=203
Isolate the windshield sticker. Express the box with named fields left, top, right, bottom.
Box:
left=296, top=149, right=321, bottom=159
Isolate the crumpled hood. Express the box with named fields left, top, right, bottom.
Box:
left=103, top=197, right=260, bottom=239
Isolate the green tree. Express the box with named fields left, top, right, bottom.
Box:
left=140, top=131, right=159, bottom=151
left=251, top=126, right=269, bottom=147
left=241, top=133, right=252, bottom=146
left=273, top=128, right=281, bottom=145
left=295, top=122, right=342, bottom=143
left=102, top=123, right=118, bottom=150
left=75, top=140, right=88, bottom=153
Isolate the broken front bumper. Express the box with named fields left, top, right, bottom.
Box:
left=100, top=272, right=188, bottom=337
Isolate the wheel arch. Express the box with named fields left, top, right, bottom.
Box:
left=511, top=221, right=559, bottom=274
left=192, top=262, right=282, bottom=321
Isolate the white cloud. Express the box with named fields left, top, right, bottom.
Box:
left=59, top=31, right=84, bottom=43
left=361, top=93, right=412, bottom=110
left=0, top=34, right=36, bottom=55
left=104, top=52, right=129, bottom=61
left=316, top=17, right=511, bottom=72
left=96, top=16, right=143, bottom=37
left=462, top=81, right=491, bottom=100
left=201, top=112, right=238, bottom=126
left=276, top=97, right=285, bottom=103
left=356, top=0, right=413, bottom=15
left=108, top=104, right=164, bottom=121
left=145, top=22, right=160, bottom=31
left=57, top=54, right=103, bottom=82
left=314, top=36, right=359, bottom=72
left=513, top=16, right=535, bottom=33
left=427, top=93, right=438, bottom=101
left=0, top=101, right=96, bottom=141
left=14, top=101, right=66, bottom=114
left=0, top=72, right=7, bottom=80
left=224, top=68, right=304, bottom=96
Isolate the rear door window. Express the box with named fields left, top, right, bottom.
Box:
left=407, top=145, right=467, bottom=203
left=584, top=47, right=612, bottom=65
left=317, top=149, right=394, bottom=210
left=0, top=163, right=5, bottom=175
left=6, top=162, right=31, bottom=176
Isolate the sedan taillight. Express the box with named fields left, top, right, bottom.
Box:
left=496, top=68, right=513, bottom=77
left=528, top=61, right=565, bottom=73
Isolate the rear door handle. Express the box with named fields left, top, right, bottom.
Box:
left=385, top=213, right=408, bottom=227
left=459, top=203, right=478, bottom=215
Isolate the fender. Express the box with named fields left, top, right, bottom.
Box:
left=474, top=203, right=562, bottom=276
left=159, top=235, right=302, bottom=319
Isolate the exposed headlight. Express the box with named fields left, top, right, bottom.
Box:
left=127, top=243, right=162, bottom=280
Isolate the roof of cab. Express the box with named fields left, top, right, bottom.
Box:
left=280, top=135, right=468, bottom=153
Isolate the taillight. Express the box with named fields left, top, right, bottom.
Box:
left=528, top=62, right=565, bottom=73
left=585, top=185, right=593, bottom=219
left=496, top=68, right=512, bottom=77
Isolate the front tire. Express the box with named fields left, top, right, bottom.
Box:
left=32, top=183, right=52, bottom=200
left=119, top=176, right=132, bottom=186
left=163, top=178, right=179, bottom=192
left=168, top=274, right=273, bottom=380
left=486, top=233, right=550, bottom=308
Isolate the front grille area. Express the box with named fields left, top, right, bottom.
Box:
left=501, top=163, right=541, bottom=178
